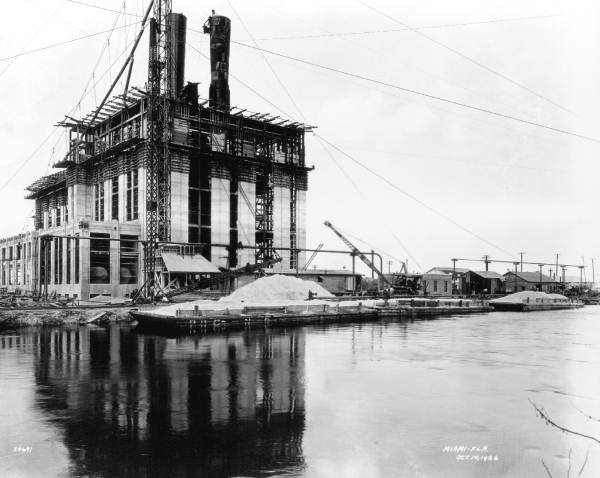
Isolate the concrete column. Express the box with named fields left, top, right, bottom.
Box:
left=110, top=226, right=120, bottom=297
left=72, top=184, right=93, bottom=222
left=237, top=181, right=255, bottom=266
left=103, top=180, right=110, bottom=221
left=273, top=186, right=290, bottom=271
left=296, top=189, right=307, bottom=270
left=79, top=230, right=90, bottom=300
left=119, top=173, right=127, bottom=223
left=50, top=240, right=55, bottom=286
left=210, top=177, right=230, bottom=268
left=61, top=237, right=67, bottom=288
left=170, top=171, right=189, bottom=243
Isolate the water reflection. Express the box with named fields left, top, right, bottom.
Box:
left=2, top=326, right=306, bottom=477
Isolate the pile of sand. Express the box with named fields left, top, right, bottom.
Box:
left=153, top=275, right=333, bottom=316
left=220, top=274, right=333, bottom=303
left=491, top=291, right=568, bottom=303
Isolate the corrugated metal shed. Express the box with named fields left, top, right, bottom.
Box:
left=161, top=252, right=220, bottom=273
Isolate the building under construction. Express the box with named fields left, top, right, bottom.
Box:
left=0, top=7, right=311, bottom=300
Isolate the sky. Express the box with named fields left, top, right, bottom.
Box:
left=0, top=0, right=599, bottom=278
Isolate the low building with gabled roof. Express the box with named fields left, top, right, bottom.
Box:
left=504, top=271, right=559, bottom=293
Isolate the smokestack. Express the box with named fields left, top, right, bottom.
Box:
left=170, top=13, right=187, bottom=97
left=203, top=12, right=231, bottom=110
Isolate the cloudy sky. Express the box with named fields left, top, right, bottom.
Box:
left=1, top=0, right=599, bottom=277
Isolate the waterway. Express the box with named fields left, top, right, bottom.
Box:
left=1, top=308, right=599, bottom=477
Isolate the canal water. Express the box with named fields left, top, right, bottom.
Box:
left=1, top=308, right=599, bottom=477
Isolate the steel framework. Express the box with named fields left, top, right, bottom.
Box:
left=145, top=0, right=173, bottom=294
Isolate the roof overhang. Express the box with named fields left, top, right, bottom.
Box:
left=161, top=252, right=220, bottom=274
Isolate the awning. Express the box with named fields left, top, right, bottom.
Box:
left=161, top=252, right=220, bottom=274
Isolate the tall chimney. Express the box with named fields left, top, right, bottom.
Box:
left=170, top=13, right=187, bottom=97
left=203, top=12, right=231, bottom=109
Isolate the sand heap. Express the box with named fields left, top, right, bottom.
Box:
left=491, top=291, right=568, bottom=303
left=220, top=274, right=333, bottom=303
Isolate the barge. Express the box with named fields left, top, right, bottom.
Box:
left=132, top=299, right=492, bottom=334
left=490, top=291, right=584, bottom=312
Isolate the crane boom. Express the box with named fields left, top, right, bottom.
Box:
left=323, top=221, right=390, bottom=286
left=303, top=243, right=323, bottom=270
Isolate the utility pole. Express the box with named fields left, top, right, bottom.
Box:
left=538, top=264, right=544, bottom=291
left=482, top=254, right=491, bottom=272
left=452, top=258, right=457, bottom=295
left=513, top=262, right=519, bottom=293
left=519, top=252, right=525, bottom=272
left=387, top=260, right=392, bottom=274
left=555, top=253, right=559, bottom=283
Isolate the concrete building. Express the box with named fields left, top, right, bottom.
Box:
left=427, top=266, right=469, bottom=294
left=1, top=12, right=311, bottom=300
left=421, top=272, right=452, bottom=296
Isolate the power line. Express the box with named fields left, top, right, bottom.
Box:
left=246, top=13, right=562, bottom=41
left=0, top=22, right=142, bottom=62
left=66, top=0, right=142, bottom=17
left=356, top=0, right=574, bottom=115
left=0, top=1, right=67, bottom=79
left=1, top=35, right=138, bottom=197
left=190, top=32, right=513, bottom=263
left=186, top=42, right=297, bottom=120
left=230, top=40, right=600, bottom=144
left=316, top=134, right=517, bottom=258
left=226, top=0, right=307, bottom=122
left=0, top=129, right=58, bottom=193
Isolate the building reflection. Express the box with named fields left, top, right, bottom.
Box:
left=2, top=326, right=305, bottom=477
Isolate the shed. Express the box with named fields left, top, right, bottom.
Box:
left=504, top=271, right=559, bottom=293
left=466, top=270, right=504, bottom=294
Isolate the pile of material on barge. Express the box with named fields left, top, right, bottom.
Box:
left=490, top=291, right=584, bottom=312
left=131, top=275, right=492, bottom=333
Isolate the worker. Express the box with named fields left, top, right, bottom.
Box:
left=382, top=288, right=390, bottom=306
left=308, top=290, right=315, bottom=300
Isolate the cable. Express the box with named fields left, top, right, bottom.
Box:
left=0, top=129, right=58, bottom=193
left=186, top=42, right=296, bottom=120
left=0, top=1, right=66, bottom=79
left=191, top=35, right=514, bottom=263
left=356, top=0, right=573, bottom=116
left=247, top=14, right=562, bottom=41
left=2, top=33, right=138, bottom=198
left=66, top=0, right=142, bottom=17
left=0, top=22, right=142, bottom=62
left=226, top=0, right=308, bottom=122
left=316, top=134, right=517, bottom=258
left=390, top=231, right=423, bottom=272
left=318, top=139, right=424, bottom=271
left=230, top=41, right=600, bottom=144
left=337, top=225, right=419, bottom=272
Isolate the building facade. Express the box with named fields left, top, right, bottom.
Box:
left=1, top=13, right=310, bottom=300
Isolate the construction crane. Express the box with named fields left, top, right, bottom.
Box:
left=144, top=0, right=173, bottom=297
left=323, top=221, right=390, bottom=288
left=303, top=243, right=324, bottom=270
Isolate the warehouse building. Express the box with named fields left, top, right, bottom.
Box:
left=503, top=271, right=559, bottom=293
